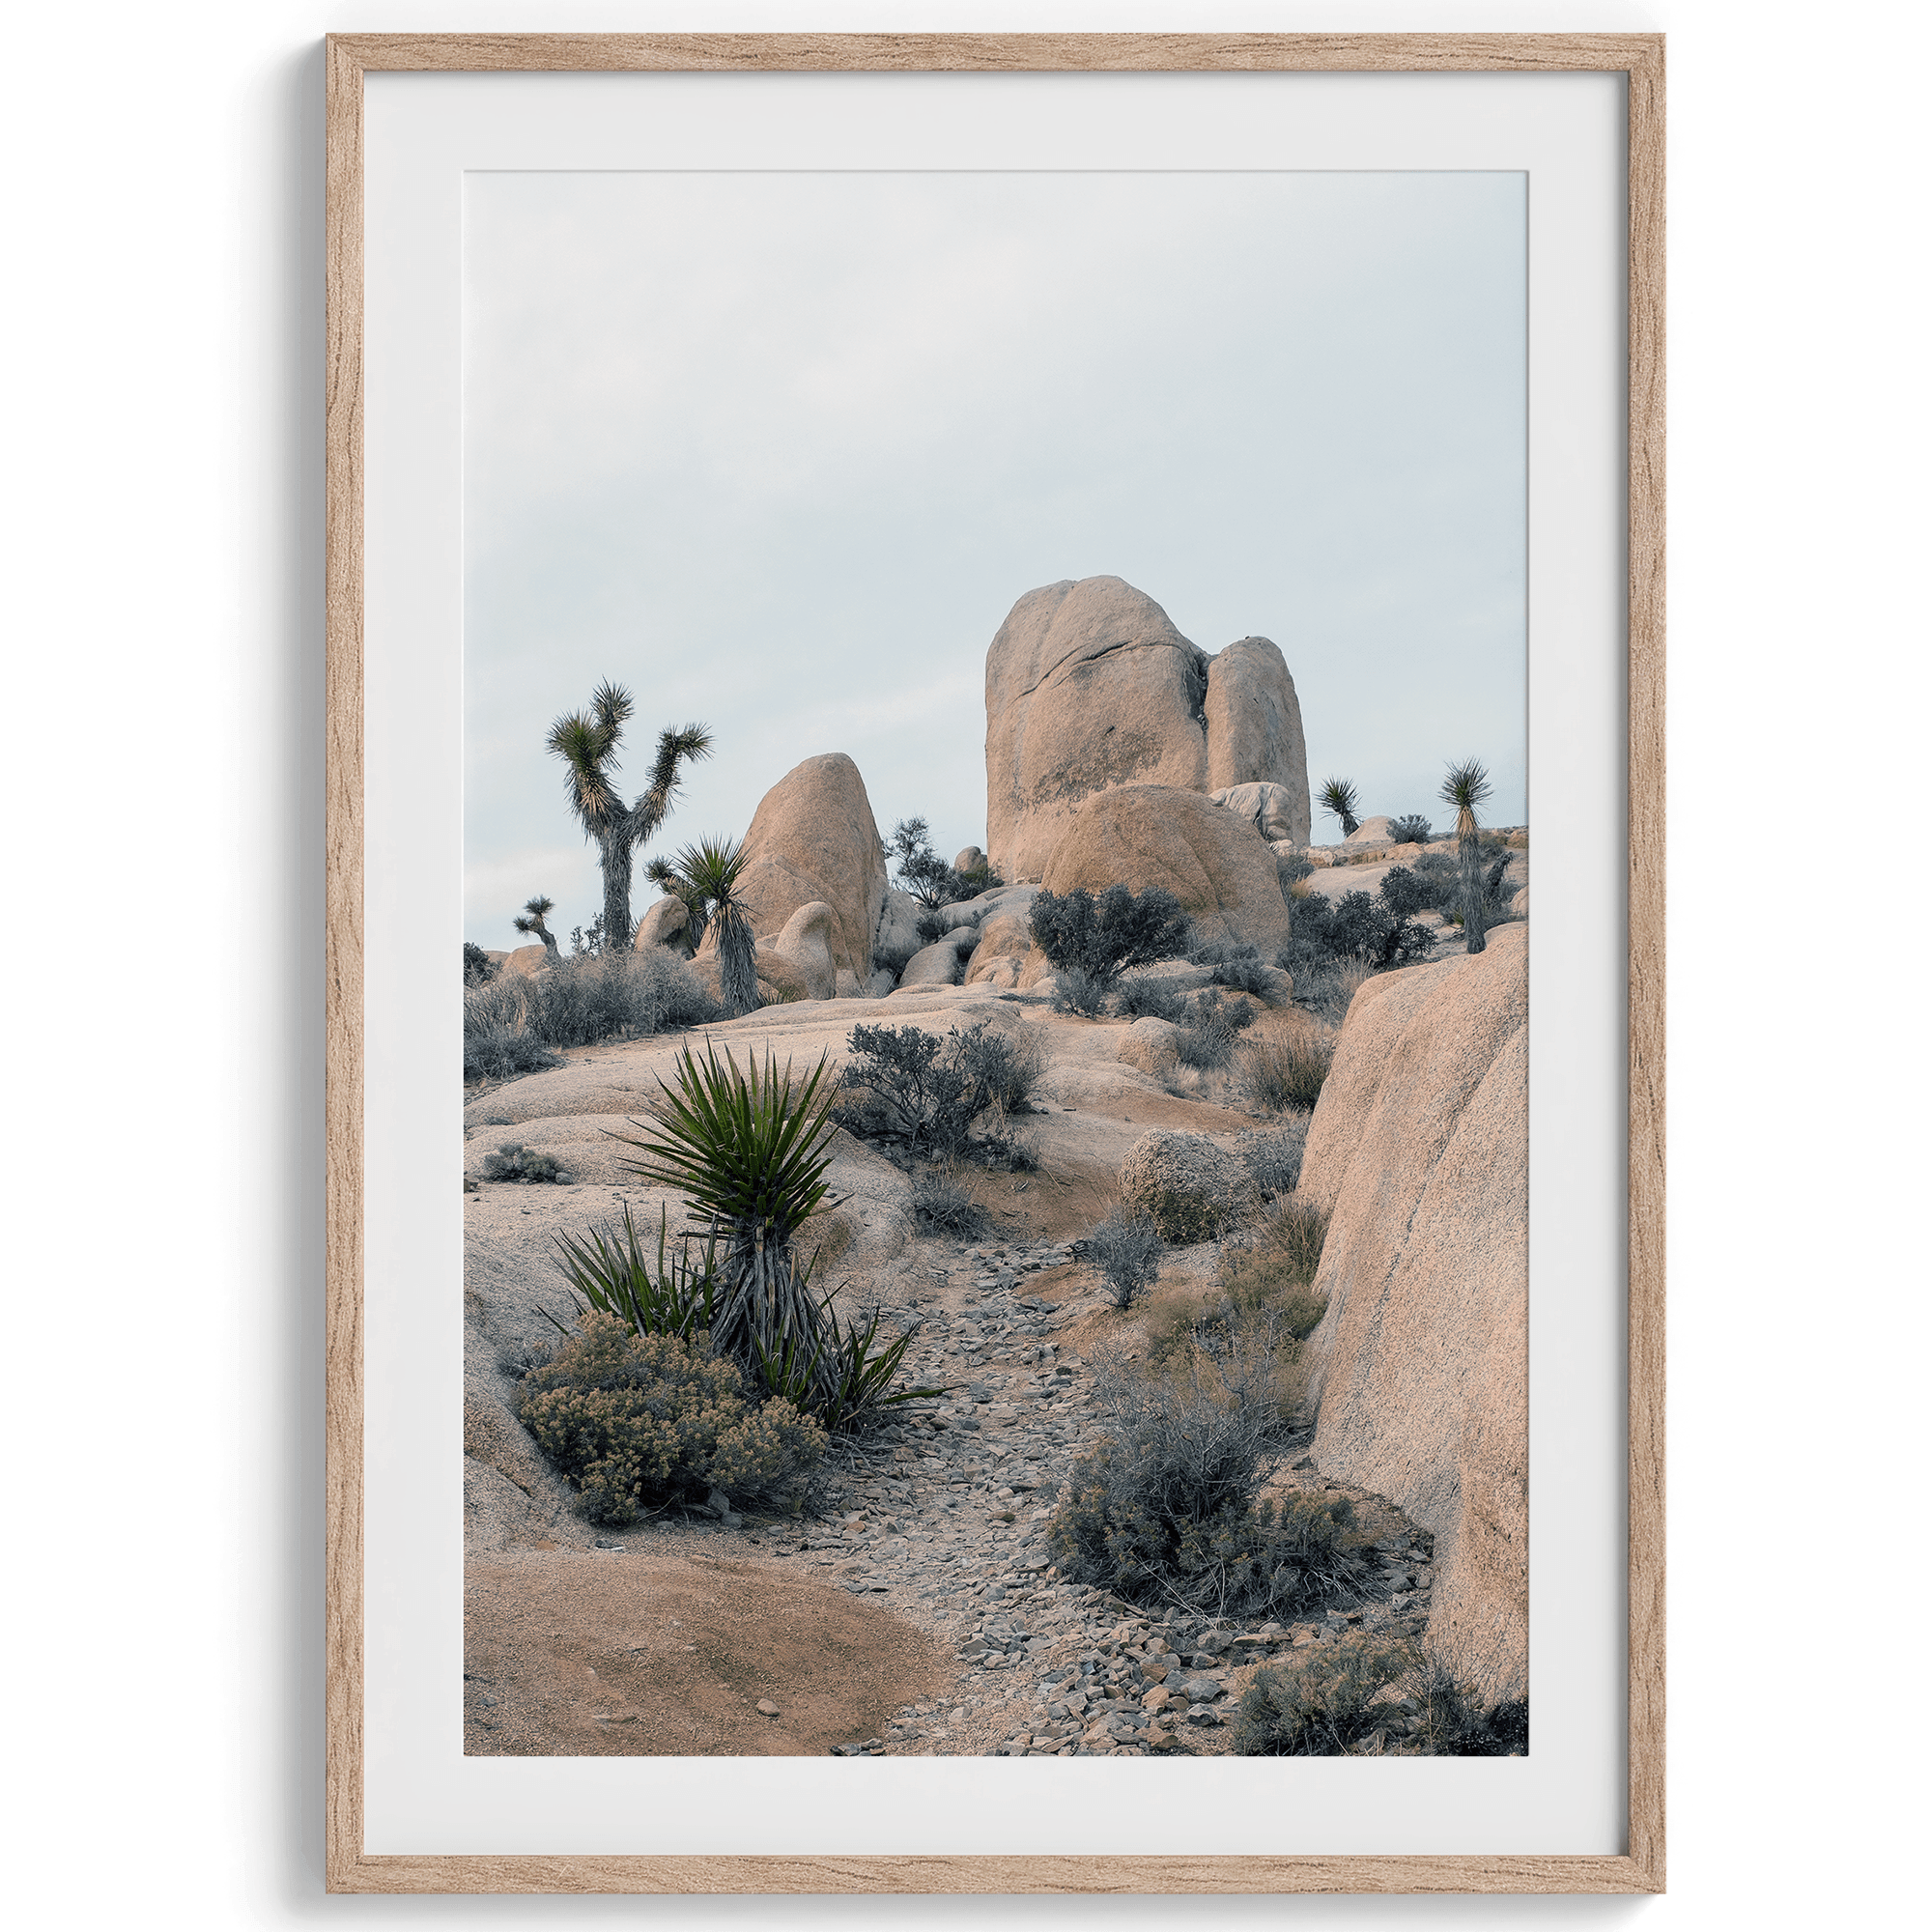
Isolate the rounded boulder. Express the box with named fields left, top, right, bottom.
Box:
left=736, top=753, right=889, bottom=987
left=1118, top=1131, right=1256, bottom=1243
left=1038, top=783, right=1293, bottom=956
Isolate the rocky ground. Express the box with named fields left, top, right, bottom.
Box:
left=466, top=1219, right=1435, bottom=1759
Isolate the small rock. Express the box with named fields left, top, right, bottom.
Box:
left=756, top=1699, right=781, bottom=1719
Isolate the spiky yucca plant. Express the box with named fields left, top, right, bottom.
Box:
left=669, top=835, right=758, bottom=1016
left=1318, top=777, right=1361, bottom=838
left=512, top=894, right=560, bottom=960
left=545, top=680, right=711, bottom=952
left=1438, top=757, right=1495, bottom=954
left=613, top=1039, right=839, bottom=1371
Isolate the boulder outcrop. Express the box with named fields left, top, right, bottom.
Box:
left=1116, top=1016, right=1181, bottom=1080
left=1298, top=923, right=1528, bottom=1708
left=771, top=900, right=838, bottom=1001
left=1210, top=781, right=1307, bottom=845
left=984, top=578, right=1311, bottom=880
left=500, top=944, right=554, bottom=980
left=1118, top=1130, right=1256, bottom=1242
left=1037, top=784, right=1293, bottom=956
left=632, top=895, right=691, bottom=954
left=985, top=577, right=1211, bottom=882
left=736, top=753, right=889, bottom=987
left=1203, top=639, right=1310, bottom=834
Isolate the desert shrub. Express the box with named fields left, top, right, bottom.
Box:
left=1174, top=989, right=1257, bottom=1069
left=1047, top=1347, right=1372, bottom=1617
left=518, top=1314, right=826, bottom=1523
left=1280, top=952, right=1374, bottom=1029
left=482, top=1142, right=565, bottom=1184
left=464, top=942, right=499, bottom=987
left=1236, top=1030, right=1333, bottom=1111
left=1386, top=814, right=1434, bottom=846
left=1377, top=865, right=1435, bottom=919
left=913, top=1168, right=988, bottom=1237
left=1275, top=849, right=1315, bottom=893
left=1090, top=1207, right=1163, bottom=1310
left=1232, top=1633, right=1421, bottom=1755
left=1049, top=964, right=1111, bottom=1018
left=1234, top=1122, right=1309, bottom=1198
left=610, top=1041, right=945, bottom=1432
left=914, top=910, right=951, bottom=947
left=889, top=816, right=994, bottom=910
left=1115, top=976, right=1191, bottom=1024
left=1199, top=945, right=1275, bottom=998
left=549, top=1204, right=720, bottom=1342
left=1231, top=1194, right=1331, bottom=1296
left=464, top=979, right=566, bottom=1083
left=1234, top=1639, right=1526, bottom=1756
left=1031, top=884, right=1191, bottom=990
left=840, top=1018, right=1041, bottom=1158
left=1293, top=888, right=1435, bottom=971
left=521, top=946, right=720, bottom=1049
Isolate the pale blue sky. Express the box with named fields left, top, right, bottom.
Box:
left=465, top=170, right=1525, bottom=946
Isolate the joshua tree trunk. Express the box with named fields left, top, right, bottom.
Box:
left=598, top=831, right=635, bottom=953
left=717, top=906, right=759, bottom=1016
left=1457, top=816, right=1488, bottom=955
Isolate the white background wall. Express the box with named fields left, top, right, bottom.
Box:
left=2, top=2, right=1923, bottom=1926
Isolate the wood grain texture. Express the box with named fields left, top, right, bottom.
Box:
left=323, top=30, right=366, bottom=1896
left=323, top=30, right=1664, bottom=1896
left=1624, top=35, right=1667, bottom=1899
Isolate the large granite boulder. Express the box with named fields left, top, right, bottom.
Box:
left=985, top=577, right=1212, bottom=882
left=1037, top=784, right=1293, bottom=956
left=1210, top=781, right=1306, bottom=845
left=1298, top=923, right=1528, bottom=1708
left=737, top=753, right=889, bottom=987
left=1204, top=638, right=1309, bottom=836
left=632, top=895, right=690, bottom=953
left=1119, top=1131, right=1256, bottom=1242
left=771, top=900, right=838, bottom=1001
left=500, top=944, right=554, bottom=980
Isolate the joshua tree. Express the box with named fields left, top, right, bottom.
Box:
left=670, top=835, right=759, bottom=1016
left=512, top=894, right=561, bottom=961
left=545, top=680, right=712, bottom=952
left=1438, top=757, right=1496, bottom=954
left=1318, top=777, right=1362, bottom=838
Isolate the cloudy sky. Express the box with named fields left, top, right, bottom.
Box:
left=465, top=170, right=1525, bottom=946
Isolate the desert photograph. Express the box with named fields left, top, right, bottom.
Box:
left=459, top=170, right=1529, bottom=1762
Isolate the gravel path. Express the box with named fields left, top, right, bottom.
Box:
left=728, top=1234, right=1438, bottom=1758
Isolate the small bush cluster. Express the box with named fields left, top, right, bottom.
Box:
left=464, top=942, right=499, bottom=987
left=1047, top=1344, right=1372, bottom=1617
left=838, top=1019, right=1044, bottom=1160
left=1275, top=849, right=1315, bottom=895
left=890, top=816, right=1002, bottom=911
left=1235, top=1030, right=1333, bottom=1111
left=1228, top=1195, right=1331, bottom=1296
left=482, top=1142, right=566, bottom=1184
left=1284, top=954, right=1373, bottom=1030
left=1048, top=964, right=1112, bottom=1018
left=1234, top=1637, right=1528, bottom=1756
left=1385, top=814, right=1434, bottom=845
left=1234, top=1122, right=1309, bottom=1198
left=1175, top=989, right=1259, bottom=1070
left=1031, top=885, right=1191, bottom=991
left=518, top=1313, right=826, bottom=1523
left=914, top=908, right=977, bottom=948
left=1114, top=976, right=1190, bottom=1024
left=463, top=948, right=721, bottom=1083
left=912, top=1167, right=988, bottom=1237
left=1189, top=940, right=1276, bottom=998
left=1090, top=1207, right=1163, bottom=1310
left=1286, top=871, right=1435, bottom=971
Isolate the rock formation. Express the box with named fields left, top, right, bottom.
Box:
left=1119, top=1130, right=1257, bottom=1242
left=1037, top=784, right=1293, bottom=957
left=632, top=895, right=691, bottom=954
left=1203, top=639, right=1309, bottom=838
left=735, top=753, right=889, bottom=987
left=1209, top=781, right=1306, bottom=846
left=983, top=576, right=1310, bottom=880
left=1297, top=923, right=1528, bottom=1707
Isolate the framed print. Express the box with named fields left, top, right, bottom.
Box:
left=326, top=31, right=1662, bottom=1895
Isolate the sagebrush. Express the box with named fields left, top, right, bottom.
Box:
left=1090, top=1207, right=1163, bottom=1310
left=1031, top=884, right=1191, bottom=990
left=518, top=1314, right=825, bottom=1523
left=838, top=1019, right=1044, bottom=1157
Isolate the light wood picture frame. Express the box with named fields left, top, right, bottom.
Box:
left=325, top=29, right=1663, bottom=1895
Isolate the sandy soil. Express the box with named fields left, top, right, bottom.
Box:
left=466, top=1540, right=951, bottom=1756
